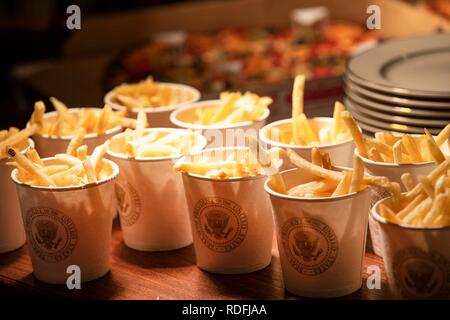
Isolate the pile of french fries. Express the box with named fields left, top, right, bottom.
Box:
left=111, top=77, right=191, bottom=109
left=193, top=91, right=272, bottom=125
left=267, top=75, right=351, bottom=146
left=30, top=98, right=137, bottom=137
left=284, top=149, right=390, bottom=197
left=244, top=135, right=390, bottom=197
left=113, top=110, right=201, bottom=158
left=378, top=157, right=450, bottom=227
left=7, top=129, right=112, bottom=187
left=343, top=111, right=450, bottom=164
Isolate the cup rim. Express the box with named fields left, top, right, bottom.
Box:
left=27, top=107, right=123, bottom=141
left=11, top=157, right=119, bottom=191
left=104, top=82, right=201, bottom=114
left=106, top=127, right=207, bottom=162
left=178, top=146, right=266, bottom=182
left=169, top=99, right=271, bottom=130
left=260, top=117, right=353, bottom=150
left=264, top=167, right=371, bottom=202
left=371, top=195, right=450, bottom=231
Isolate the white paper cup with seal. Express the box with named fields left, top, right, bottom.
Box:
left=107, top=128, right=207, bottom=251
left=30, top=108, right=122, bottom=158
left=105, top=82, right=201, bottom=128
left=170, top=100, right=270, bottom=148
left=372, top=197, right=450, bottom=299
left=260, top=118, right=354, bottom=170
left=178, top=147, right=274, bottom=274
left=357, top=141, right=449, bottom=257
left=265, top=167, right=371, bottom=298
left=11, top=158, right=119, bottom=284
left=0, top=138, right=34, bottom=253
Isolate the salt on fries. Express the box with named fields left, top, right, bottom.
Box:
left=111, top=77, right=193, bottom=109
left=113, top=109, right=200, bottom=158
left=7, top=132, right=113, bottom=187
left=277, top=148, right=390, bottom=198
left=378, top=157, right=450, bottom=227
left=268, top=75, right=351, bottom=146
left=193, top=91, right=272, bottom=125
left=29, top=97, right=137, bottom=137
left=0, top=102, right=45, bottom=158
left=344, top=113, right=450, bottom=165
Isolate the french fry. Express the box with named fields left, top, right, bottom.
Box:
left=311, top=147, right=323, bottom=166
left=342, top=111, right=367, bottom=158
left=401, top=172, right=416, bottom=191
left=367, top=147, right=383, bottom=162
left=321, top=152, right=332, bottom=170
left=436, top=123, right=450, bottom=146
left=50, top=97, right=77, bottom=125
left=42, top=164, right=70, bottom=175
left=288, top=180, right=336, bottom=197
left=66, top=129, right=86, bottom=156
left=406, top=157, right=450, bottom=200
left=245, top=135, right=286, bottom=193
left=424, top=128, right=446, bottom=164
left=419, top=176, right=435, bottom=199
left=287, top=148, right=342, bottom=182
left=365, top=139, right=393, bottom=162
left=76, top=145, right=88, bottom=160
left=96, top=105, right=113, bottom=134
left=26, top=147, right=43, bottom=166
left=82, top=159, right=97, bottom=183
left=350, top=155, right=364, bottom=193
left=332, top=171, right=352, bottom=196
left=378, top=203, right=401, bottom=224
left=292, top=75, right=305, bottom=118
left=332, top=101, right=345, bottom=139
left=402, top=134, right=423, bottom=163
left=392, top=140, right=403, bottom=164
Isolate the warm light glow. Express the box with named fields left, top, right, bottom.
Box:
left=389, top=123, right=409, bottom=130
left=395, top=107, right=412, bottom=113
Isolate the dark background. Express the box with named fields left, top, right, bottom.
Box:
left=0, top=0, right=187, bottom=129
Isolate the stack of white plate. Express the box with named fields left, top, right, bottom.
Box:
left=345, top=33, right=450, bottom=136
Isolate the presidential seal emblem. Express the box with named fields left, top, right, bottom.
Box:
left=26, top=207, right=77, bottom=263
left=115, top=181, right=141, bottom=227
left=282, top=216, right=338, bottom=276
left=393, top=247, right=450, bottom=299
left=194, top=197, right=248, bottom=253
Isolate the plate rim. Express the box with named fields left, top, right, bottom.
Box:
left=347, top=33, right=450, bottom=98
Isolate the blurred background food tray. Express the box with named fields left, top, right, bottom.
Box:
left=11, top=0, right=449, bottom=128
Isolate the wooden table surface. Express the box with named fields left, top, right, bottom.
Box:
left=0, top=219, right=391, bottom=300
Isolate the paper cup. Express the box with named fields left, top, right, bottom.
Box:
left=372, top=197, right=450, bottom=299
left=179, top=147, right=274, bottom=274
left=265, top=167, right=371, bottom=298
left=107, top=128, right=207, bottom=251
left=30, top=108, right=123, bottom=158
left=11, top=158, right=119, bottom=284
left=0, top=139, right=34, bottom=253
left=260, top=117, right=354, bottom=170
left=170, top=100, right=270, bottom=148
left=105, top=82, right=201, bottom=128
left=357, top=140, right=449, bottom=257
